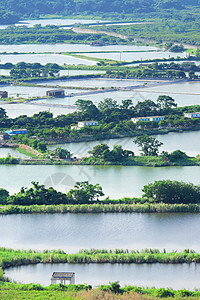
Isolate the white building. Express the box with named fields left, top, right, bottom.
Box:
left=184, top=112, right=200, bottom=119
left=78, top=121, right=99, bottom=128
left=71, top=121, right=99, bottom=130
left=132, top=116, right=165, bottom=123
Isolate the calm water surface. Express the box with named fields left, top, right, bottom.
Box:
left=5, top=262, right=200, bottom=290
left=48, top=131, right=200, bottom=157
left=0, top=102, right=76, bottom=118
left=1, top=213, right=200, bottom=252
left=0, top=148, right=28, bottom=159
left=37, top=78, right=154, bottom=88
left=82, top=51, right=187, bottom=62
left=0, top=164, right=199, bottom=197
left=34, top=81, right=200, bottom=107
left=0, top=44, right=159, bottom=53
left=0, top=85, right=84, bottom=98
left=0, top=54, right=95, bottom=65
left=0, top=18, right=104, bottom=30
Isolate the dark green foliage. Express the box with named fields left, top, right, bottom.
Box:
left=67, top=181, right=104, bottom=203
left=169, top=149, right=188, bottom=161
left=2, top=181, right=104, bottom=205
left=134, top=134, right=163, bottom=156
left=0, top=25, right=124, bottom=45
left=0, top=188, right=9, bottom=205
left=2, top=98, right=200, bottom=145
left=7, top=182, right=69, bottom=205
left=0, top=156, right=18, bottom=165
left=142, top=180, right=200, bottom=204
left=88, top=144, right=134, bottom=162
left=55, top=147, right=72, bottom=159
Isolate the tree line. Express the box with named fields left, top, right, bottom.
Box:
left=1, top=179, right=200, bottom=206
left=2, top=97, right=200, bottom=144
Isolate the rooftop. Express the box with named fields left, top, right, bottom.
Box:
left=47, top=89, right=65, bottom=92
left=51, top=272, right=75, bottom=279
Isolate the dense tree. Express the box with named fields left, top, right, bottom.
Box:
left=7, top=182, right=69, bottom=205
left=156, top=95, right=177, bottom=110
left=88, top=144, right=110, bottom=158
left=134, top=134, right=163, bottom=156
left=67, top=181, right=104, bottom=203
left=0, top=108, right=7, bottom=118
left=98, top=98, right=118, bottom=111
left=142, top=180, right=200, bottom=204
left=88, top=144, right=134, bottom=161
left=55, top=147, right=72, bottom=159
left=0, top=188, right=9, bottom=204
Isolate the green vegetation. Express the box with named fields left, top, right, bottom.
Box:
left=0, top=25, right=126, bottom=45
left=105, top=61, right=200, bottom=79
left=16, top=147, right=40, bottom=159
left=3, top=97, right=200, bottom=146
left=1, top=202, right=200, bottom=214
left=81, top=142, right=200, bottom=167
left=1, top=247, right=200, bottom=267
left=2, top=247, right=200, bottom=300
left=134, top=135, right=163, bottom=156
left=142, top=180, right=200, bottom=204
left=55, top=146, right=72, bottom=159
left=0, top=156, right=18, bottom=165
left=1, top=180, right=200, bottom=209
left=0, top=181, right=104, bottom=205
left=1, top=280, right=200, bottom=299
left=10, top=62, right=61, bottom=79
left=92, top=18, right=200, bottom=46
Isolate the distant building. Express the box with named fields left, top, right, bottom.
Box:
left=71, top=121, right=99, bottom=130
left=0, top=91, right=8, bottom=98
left=132, top=116, right=165, bottom=123
left=46, top=89, right=65, bottom=97
left=5, top=129, right=28, bottom=136
left=0, top=132, right=9, bottom=140
left=78, top=121, right=99, bottom=128
left=90, top=41, right=105, bottom=46
left=184, top=112, right=200, bottom=119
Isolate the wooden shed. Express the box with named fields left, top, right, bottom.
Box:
left=51, top=272, right=75, bottom=285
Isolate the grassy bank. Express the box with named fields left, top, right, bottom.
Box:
left=1, top=203, right=200, bottom=214
left=79, top=155, right=200, bottom=167
left=16, top=148, right=40, bottom=159
left=1, top=281, right=200, bottom=299
left=1, top=247, right=200, bottom=269
left=1, top=248, right=200, bottom=298
left=15, top=154, right=200, bottom=167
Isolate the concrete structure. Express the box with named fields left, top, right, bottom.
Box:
left=0, top=91, right=8, bottom=98
left=132, top=116, right=165, bottom=123
left=46, top=89, right=65, bottom=97
left=51, top=272, right=75, bottom=285
left=184, top=112, right=200, bottom=119
left=78, top=121, right=99, bottom=128
left=5, top=128, right=28, bottom=136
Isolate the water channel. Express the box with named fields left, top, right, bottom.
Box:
left=0, top=164, right=199, bottom=197
left=5, top=262, right=200, bottom=290
left=1, top=213, right=200, bottom=252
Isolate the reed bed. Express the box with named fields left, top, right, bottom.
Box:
left=0, top=203, right=200, bottom=215
left=1, top=248, right=200, bottom=271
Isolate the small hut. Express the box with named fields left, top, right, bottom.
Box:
left=51, top=272, right=75, bottom=285
left=46, top=89, right=65, bottom=97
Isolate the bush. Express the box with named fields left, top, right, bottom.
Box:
left=142, top=180, right=200, bottom=204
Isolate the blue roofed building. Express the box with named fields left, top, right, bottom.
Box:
left=4, top=128, right=28, bottom=136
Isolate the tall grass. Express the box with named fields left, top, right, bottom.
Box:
left=0, top=203, right=200, bottom=215
left=1, top=248, right=200, bottom=271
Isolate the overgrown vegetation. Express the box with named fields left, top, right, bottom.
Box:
left=2, top=97, right=200, bottom=146
left=1, top=179, right=200, bottom=208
